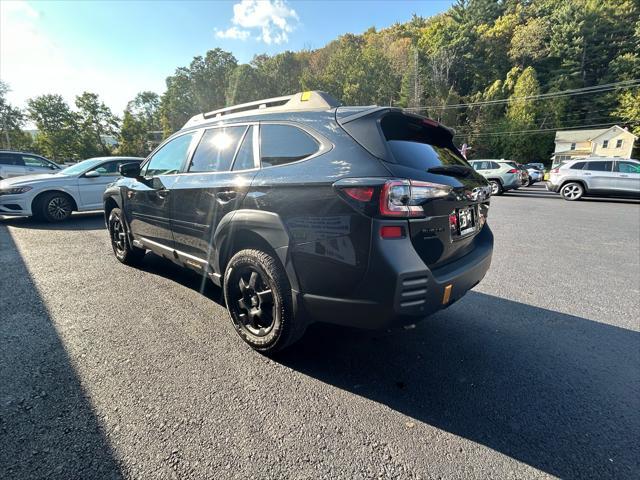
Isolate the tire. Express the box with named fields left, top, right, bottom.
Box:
left=223, top=248, right=305, bottom=354
left=523, top=178, right=531, bottom=187
left=560, top=182, right=584, bottom=201
left=36, top=191, right=74, bottom=222
left=108, top=207, right=145, bottom=265
left=489, top=180, right=503, bottom=196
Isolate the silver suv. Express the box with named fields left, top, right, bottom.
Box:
left=468, top=159, right=521, bottom=195
left=0, top=151, right=61, bottom=179
left=547, top=158, right=640, bottom=201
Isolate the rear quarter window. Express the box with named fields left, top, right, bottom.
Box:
left=260, top=124, right=319, bottom=167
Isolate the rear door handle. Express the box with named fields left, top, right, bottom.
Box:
left=216, top=190, right=237, bottom=203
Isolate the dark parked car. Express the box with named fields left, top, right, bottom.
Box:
left=104, top=91, right=494, bottom=353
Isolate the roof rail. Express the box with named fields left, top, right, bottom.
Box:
left=182, top=91, right=341, bottom=129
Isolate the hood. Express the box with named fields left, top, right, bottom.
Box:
left=0, top=173, right=66, bottom=188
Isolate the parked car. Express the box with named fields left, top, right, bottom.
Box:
left=104, top=91, right=494, bottom=354
left=547, top=158, right=640, bottom=200
left=524, top=164, right=544, bottom=184
left=0, top=150, right=61, bottom=179
left=0, top=156, right=143, bottom=221
left=468, top=159, right=521, bottom=195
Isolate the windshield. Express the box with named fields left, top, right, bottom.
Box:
left=58, top=159, right=105, bottom=176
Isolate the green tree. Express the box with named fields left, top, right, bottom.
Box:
left=27, top=94, right=80, bottom=161
left=75, top=92, right=119, bottom=157
left=0, top=81, right=33, bottom=151
left=118, top=91, right=161, bottom=156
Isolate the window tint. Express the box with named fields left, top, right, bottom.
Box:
left=585, top=161, right=613, bottom=172
left=0, top=153, right=19, bottom=165
left=570, top=162, right=586, bottom=170
left=22, top=155, right=51, bottom=168
left=260, top=124, right=319, bottom=167
left=189, top=126, right=246, bottom=173
left=232, top=126, right=255, bottom=171
left=145, top=132, right=196, bottom=176
left=615, top=161, right=640, bottom=173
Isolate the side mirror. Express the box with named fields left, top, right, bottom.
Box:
left=119, top=162, right=141, bottom=178
left=84, top=170, right=101, bottom=178
left=49, top=164, right=59, bottom=170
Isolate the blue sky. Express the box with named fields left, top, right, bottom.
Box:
left=0, top=0, right=453, bottom=114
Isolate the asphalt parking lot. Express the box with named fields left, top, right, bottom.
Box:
left=1, top=184, right=639, bottom=479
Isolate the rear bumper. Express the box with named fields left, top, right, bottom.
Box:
left=546, top=181, right=560, bottom=192
left=300, top=222, right=493, bottom=329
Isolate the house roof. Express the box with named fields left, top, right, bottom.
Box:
left=555, top=128, right=608, bottom=143
left=555, top=125, right=638, bottom=143
left=590, top=125, right=638, bottom=141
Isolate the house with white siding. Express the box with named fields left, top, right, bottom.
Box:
left=553, top=125, right=637, bottom=164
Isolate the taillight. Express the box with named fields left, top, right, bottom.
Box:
left=342, top=187, right=374, bottom=202
left=507, top=169, right=518, bottom=174
left=379, top=179, right=451, bottom=218
left=550, top=168, right=559, bottom=174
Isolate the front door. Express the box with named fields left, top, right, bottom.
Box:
left=0, top=153, right=26, bottom=178
left=170, top=125, right=259, bottom=261
left=127, top=131, right=199, bottom=249
left=584, top=160, right=615, bottom=191
left=77, top=159, right=137, bottom=210
left=614, top=160, right=640, bottom=194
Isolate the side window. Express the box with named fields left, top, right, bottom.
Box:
left=0, top=153, right=17, bottom=165
left=586, top=161, right=613, bottom=172
left=490, top=162, right=500, bottom=169
left=615, top=161, right=640, bottom=174
left=189, top=126, right=246, bottom=173
left=570, top=162, right=586, bottom=170
left=94, top=160, right=132, bottom=176
left=470, top=162, right=479, bottom=170
left=260, top=124, right=319, bottom=167
left=144, top=132, right=196, bottom=177
left=232, top=126, right=255, bottom=171
left=22, top=156, right=51, bottom=168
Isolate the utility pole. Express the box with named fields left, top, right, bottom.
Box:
left=2, top=115, right=10, bottom=150
left=412, top=48, right=422, bottom=109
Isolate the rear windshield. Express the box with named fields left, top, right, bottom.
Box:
left=381, top=114, right=467, bottom=169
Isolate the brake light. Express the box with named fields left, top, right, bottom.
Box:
left=380, top=225, right=404, bottom=238
left=551, top=168, right=559, bottom=174
left=379, top=179, right=451, bottom=218
left=507, top=169, right=518, bottom=174
left=342, top=187, right=374, bottom=202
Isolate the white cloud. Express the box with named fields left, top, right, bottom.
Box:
left=215, top=26, right=251, bottom=40
left=219, top=0, right=298, bottom=45
left=0, top=1, right=164, bottom=117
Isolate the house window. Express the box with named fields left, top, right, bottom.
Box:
left=616, top=139, right=623, bottom=148
left=602, top=140, right=608, bottom=148
left=570, top=143, right=576, bottom=150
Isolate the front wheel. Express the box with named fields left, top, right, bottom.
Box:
left=108, top=208, right=145, bottom=265
left=223, top=249, right=305, bottom=354
left=36, top=192, right=74, bottom=222
left=560, top=182, right=584, bottom=201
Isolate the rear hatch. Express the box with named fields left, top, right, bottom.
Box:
left=337, top=108, right=490, bottom=268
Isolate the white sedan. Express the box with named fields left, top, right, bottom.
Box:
left=0, top=157, right=143, bottom=222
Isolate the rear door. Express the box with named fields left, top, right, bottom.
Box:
left=170, top=124, right=259, bottom=261
left=613, top=160, right=640, bottom=194
left=0, top=153, right=26, bottom=178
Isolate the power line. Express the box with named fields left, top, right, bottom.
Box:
left=453, top=121, right=639, bottom=138
left=406, top=79, right=640, bottom=111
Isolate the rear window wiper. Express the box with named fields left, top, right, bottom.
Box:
left=427, top=165, right=473, bottom=178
